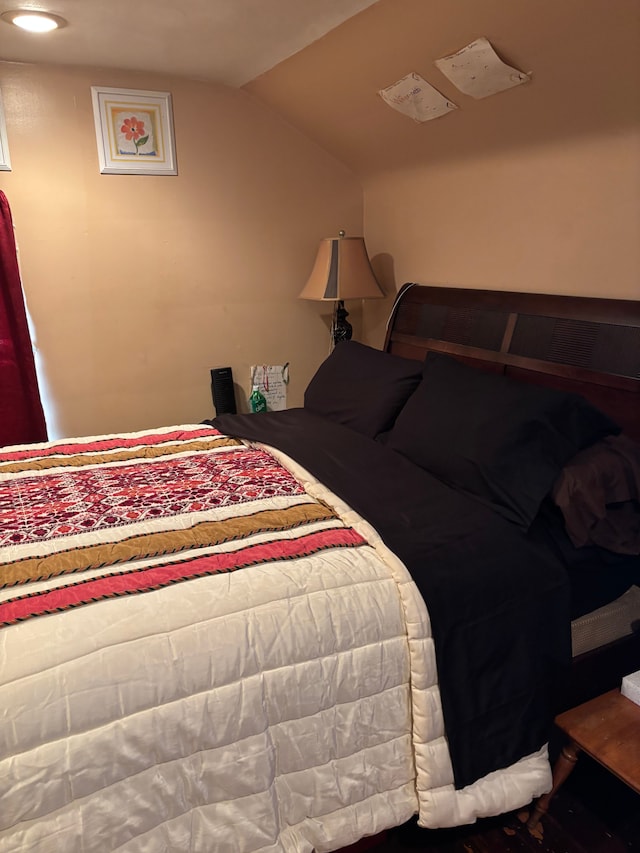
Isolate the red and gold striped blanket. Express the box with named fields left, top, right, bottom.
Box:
left=0, top=425, right=366, bottom=627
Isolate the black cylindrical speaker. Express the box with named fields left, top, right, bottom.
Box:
left=211, top=366, right=237, bottom=415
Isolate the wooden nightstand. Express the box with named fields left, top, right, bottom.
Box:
left=528, top=688, right=640, bottom=830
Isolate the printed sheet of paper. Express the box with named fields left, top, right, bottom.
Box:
left=379, top=72, right=457, bottom=122
left=250, top=364, right=289, bottom=411
left=435, top=37, right=530, bottom=99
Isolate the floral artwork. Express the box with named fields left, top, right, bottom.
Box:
left=111, top=108, right=157, bottom=158
left=119, top=116, right=151, bottom=155
left=91, top=87, right=177, bottom=175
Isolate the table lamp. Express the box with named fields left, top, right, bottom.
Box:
left=299, top=230, right=384, bottom=347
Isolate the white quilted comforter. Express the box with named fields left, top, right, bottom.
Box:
left=0, top=426, right=551, bottom=852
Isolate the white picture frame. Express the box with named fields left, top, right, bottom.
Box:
left=90, top=86, right=177, bottom=175
left=0, top=90, right=11, bottom=171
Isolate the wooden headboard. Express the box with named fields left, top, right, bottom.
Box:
left=384, top=284, right=640, bottom=441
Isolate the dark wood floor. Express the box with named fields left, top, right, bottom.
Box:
left=351, top=757, right=639, bottom=852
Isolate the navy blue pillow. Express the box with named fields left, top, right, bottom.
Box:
left=304, top=341, right=423, bottom=439
left=387, top=353, right=620, bottom=529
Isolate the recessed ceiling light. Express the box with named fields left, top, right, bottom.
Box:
left=1, top=10, right=68, bottom=32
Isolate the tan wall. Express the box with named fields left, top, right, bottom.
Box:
left=0, top=61, right=363, bottom=438
left=361, top=128, right=640, bottom=348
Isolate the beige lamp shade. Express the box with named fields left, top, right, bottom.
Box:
left=299, top=235, right=384, bottom=301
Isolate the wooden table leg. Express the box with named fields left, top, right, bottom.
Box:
left=528, top=741, right=581, bottom=830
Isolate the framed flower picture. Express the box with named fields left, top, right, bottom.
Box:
left=91, top=86, right=177, bottom=175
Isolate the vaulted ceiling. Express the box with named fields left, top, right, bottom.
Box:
left=245, top=0, right=640, bottom=176
left=1, top=0, right=637, bottom=178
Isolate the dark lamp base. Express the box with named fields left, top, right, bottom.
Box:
left=332, top=300, right=352, bottom=346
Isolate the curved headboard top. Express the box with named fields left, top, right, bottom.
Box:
left=384, top=284, right=640, bottom=441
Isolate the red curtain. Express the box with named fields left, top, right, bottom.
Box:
left=0, top=191, right=47, bottom=447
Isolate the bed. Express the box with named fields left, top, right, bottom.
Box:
left=381, top=284, right=640, bottom=712
left=1, top=284, right=638, bottom=852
